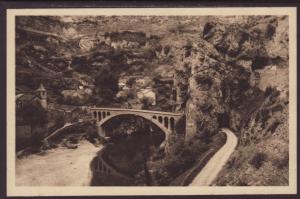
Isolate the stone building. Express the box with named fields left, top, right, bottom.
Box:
left=16, top=84, right=48, bottom=111
left=36, top=84, right=47, bottom=109
left=137, top=87, right=156, bottom=106
left=16, top=84, right=48, bottom=142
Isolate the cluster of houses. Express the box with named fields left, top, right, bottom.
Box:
left=16, top=83, right=91, bottom=140
left=117, top=75, right=156, bottom=108
left=16, top=84, right=49, bottom=139
left=110, top=39, right=140, bottom=49
left=61, top=73, right=94, bottom=102
left=16, top=84, right=48, bottom=111
left=79, top=32, right=143, bottom=51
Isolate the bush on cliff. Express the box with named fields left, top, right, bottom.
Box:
left=94, top=68, right=119, bottom=103
left=250, top=152, right=267, bottom=169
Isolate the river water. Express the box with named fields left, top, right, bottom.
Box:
left=90, top=116, right=165, bottom=186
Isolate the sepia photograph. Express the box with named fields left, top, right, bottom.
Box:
left=5, top=6, right=297, bottom=196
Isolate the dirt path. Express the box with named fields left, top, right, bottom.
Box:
left=189, top=128, right=238, bottom=186
left=16, top=140, right=102, bottom=186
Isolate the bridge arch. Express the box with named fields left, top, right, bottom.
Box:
left=89, top=107, right=185, bottom=153
left=97, top=112, right=172, bottom=137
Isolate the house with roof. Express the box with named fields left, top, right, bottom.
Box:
left=16, top=84, right=48, bottom=111
left=16, top=84, right=48, bottom=140
left=137, top=87, right=156, bottom=106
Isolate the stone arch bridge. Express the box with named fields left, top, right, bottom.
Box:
left=89, top=107, right=185, bottom=151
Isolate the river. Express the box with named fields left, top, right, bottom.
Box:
left=90, top=119, right=165, bottom=186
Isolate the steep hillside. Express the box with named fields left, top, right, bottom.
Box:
left=171, top=15, right=289, bottom=185
left=15, top=16, right=289, bottom=186
left=16, top=16, right=203, bottom=106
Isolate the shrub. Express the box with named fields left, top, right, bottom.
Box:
left=203, top=22, right=215, bottom=36
left=152, top=75, right=162, bottom=85
left=266, top=24, right=276, bottom=38
left=140, top=97, right=153, bottom=110
left=267, top=120, right=281, bottom=134
left=152, top=169, right=171, bottom=186
left=260, top=109, right=270, bottom=127
left=273, top=152, right=289, bottom=169
left=194, top=75, right=213, bottom=90
left=30, top=127, right=45, bottom=146
left=164, top=150, right=195, bottom=178
left=127, top=90, right=135, bottom=99
left=226, top=157, right=236, bottom=169
left=265, top=86, right=280, bottom=97
left=126, top=77, right=136, bottom=87
left=250, top=152, right=267, bottom=169
left=271, top=104, right=284, bottom=113
left=164, top=45, right=171, bottom=55
left=94, top=67, right=119, bottom=101
left=174, top=116, right=186, bottom=133
left=236, top=179, right=248, bottom=186
left=21, top=102, right=48, bottom=137
left=188, top=139, right=209, bottom=157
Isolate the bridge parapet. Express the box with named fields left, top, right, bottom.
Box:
left=90, top=107, right=183, bottom=117
left=90, top=107, right=184, bottom=135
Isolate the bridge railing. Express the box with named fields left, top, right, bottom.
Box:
left=89, top=107, right=184, bottom=117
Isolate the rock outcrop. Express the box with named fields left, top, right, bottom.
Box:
left=171, top=16, right=289, bottom=185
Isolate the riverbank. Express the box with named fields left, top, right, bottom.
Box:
left=16, top=140, right=102, bottom=186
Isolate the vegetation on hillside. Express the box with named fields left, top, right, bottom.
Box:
left=15, top=15, right=289, bottom=186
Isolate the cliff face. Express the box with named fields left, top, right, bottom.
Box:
left=173, top=16, right=289, bottom=185
left=16, top=16, right=177, bottom=106
left=16, top=15, right=289, bottom=185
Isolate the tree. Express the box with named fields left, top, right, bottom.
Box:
left=126, top=77, right=136, bottom=87
left=140, top=97, right=152, bottom=110
left=21, top=101, right=48, bottom=137
left=94, top=67, right=119, bottom=103
left=152, top=74, right=162, bottom=85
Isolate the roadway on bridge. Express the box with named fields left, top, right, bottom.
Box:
left=189, top=128, right=238, bottom=186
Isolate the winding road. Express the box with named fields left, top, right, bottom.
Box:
left=189, top=128, right=238, bottom=186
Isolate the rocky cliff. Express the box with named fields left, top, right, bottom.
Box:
left=15, top=15, right=289, bottom=185
left=172, top=15, right=289, bottom=185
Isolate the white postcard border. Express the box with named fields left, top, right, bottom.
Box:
left=6, top=7, right=297, bottom=196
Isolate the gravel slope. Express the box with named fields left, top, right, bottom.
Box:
left=16, top=140, right=102, bottom=186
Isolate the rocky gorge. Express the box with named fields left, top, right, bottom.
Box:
left=171, top=16, right=289, bottom=185
left=15, top=15, right=289, bottom=186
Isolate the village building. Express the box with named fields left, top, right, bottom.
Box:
left=78, top=78, right=89, bottom=87
left=137, top=87, right=156, bottom=106
left=16, top=84, right=48, bottom=140
left=116, top=90, right=128, bottom=100
left=105, top=37, right=112, bottom=45
left=265, top=65, right=278, bottom=71
left=134, top=76, right=150, bottom=88
left=64, top=78, right=80, bottom=90
left=111, top=42, right=119, bottom=49
left=118, top=82, right=126, bottom=89
left=36, top=84, right=47, bottom=109
left=16, top=84, right=48, bottom=111
left=16, top=93, right=36, bottom=111
left=122, top=85, right=131, bottom=92
left=96, top=32, right=106, bottom=43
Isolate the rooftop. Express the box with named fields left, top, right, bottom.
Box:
left=36, top=84, right=46, bottom=92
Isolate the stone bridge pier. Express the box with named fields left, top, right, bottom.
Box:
left=89, top=107, right=185, bottom=153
